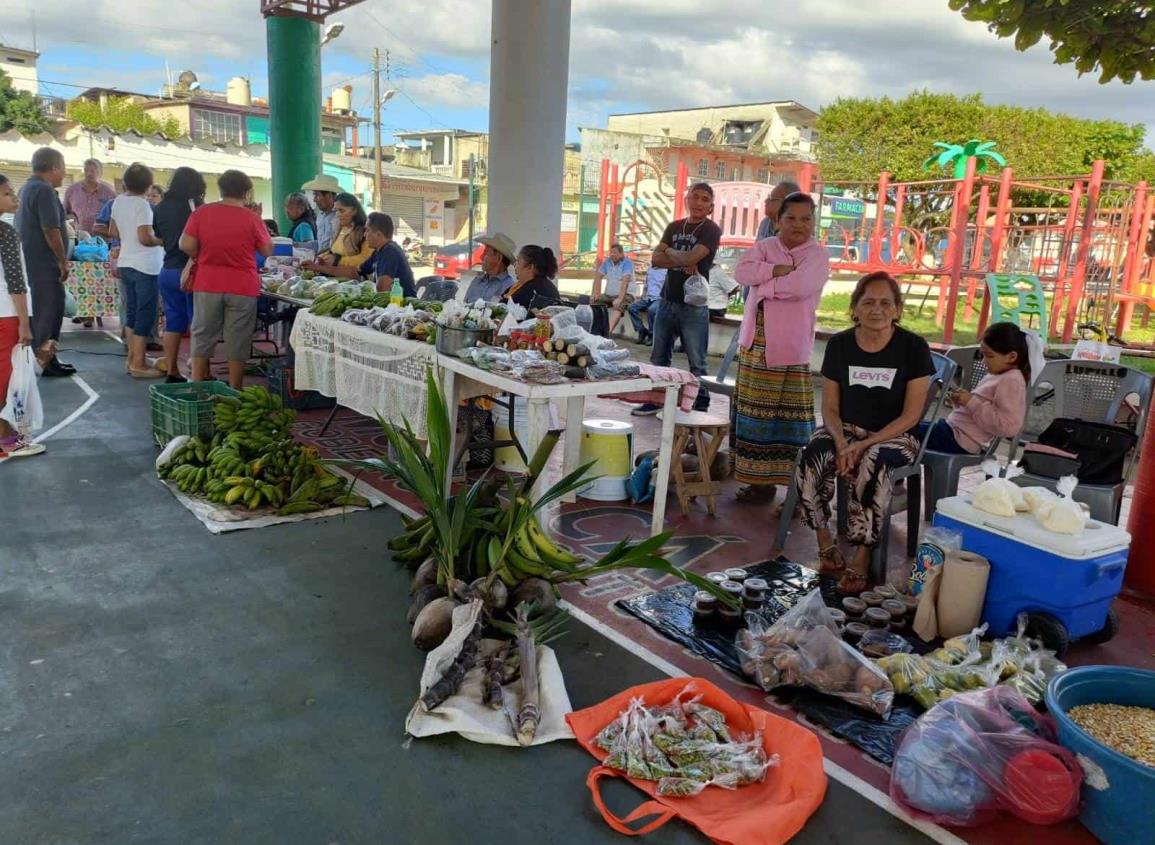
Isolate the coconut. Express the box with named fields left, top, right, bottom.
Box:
left=471, top=578, right=509, bottom=612
left=407, top=584, right=446, bottom=625
left=510, top=577, right=557, bottom=614
left=412, top=597, right=457, bottom=650
left=410, top=559, right=439, bottom=594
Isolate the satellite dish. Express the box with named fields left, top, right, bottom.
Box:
left=189, top=81, right=201, bottom=91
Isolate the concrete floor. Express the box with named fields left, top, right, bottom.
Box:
left=0, top=332, right=934, bottom=845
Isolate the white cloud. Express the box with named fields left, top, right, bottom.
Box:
left=399, top=73, right=488, bottom=110
left=5, top=0, right=1155, bottom=143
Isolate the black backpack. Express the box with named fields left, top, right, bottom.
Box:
left=1026, top=418, right=1137, bottom=485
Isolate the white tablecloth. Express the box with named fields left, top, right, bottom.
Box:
left=290, top=309, right=437, bottom=437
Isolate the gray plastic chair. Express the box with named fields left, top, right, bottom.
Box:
left=774, top=352, right=956, bottom=584
left=921, top=346, right=999, bottom=520
left=1006, top=359, right=1153, bottom=524
left=699, top=329, right=741, bottom=399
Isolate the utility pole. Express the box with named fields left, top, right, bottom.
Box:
left=373, top=47, right=383, bottom=213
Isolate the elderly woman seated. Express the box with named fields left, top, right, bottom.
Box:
left=794, top=272, right=935, bottom=595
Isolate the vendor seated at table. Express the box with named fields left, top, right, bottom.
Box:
left=301, top=192, right=373, bottom=271
left=283, top=191, right=317, bottom=244
left=463, top=232, right=516, bottom=302
left=793, top=271, right=934, bottom=596
left=311, top=212, right=415, bottom=296
left=504, top=244, right=560, bottom=310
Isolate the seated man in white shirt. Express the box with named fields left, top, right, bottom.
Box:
left=592, top=243, right=635, bottom=333
left=707, top=264, right=739, bottom=319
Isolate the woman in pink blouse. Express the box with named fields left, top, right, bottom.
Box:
left=732, top=192, right=830, bottom=505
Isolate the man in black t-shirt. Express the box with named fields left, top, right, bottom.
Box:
left=15, top=147, right=73, bottom=376
left=636, top=182, right=721, bottom=414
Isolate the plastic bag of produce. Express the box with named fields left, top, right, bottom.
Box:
left=890, top=686, right=1082, bottom=827
left=1034, top=476, right=1087, bottom=535
left=684, top=273, right=709, bottom=307
left=736, top=590, right=894, bottom=716
left=972, top=460, right=1025, bottom=517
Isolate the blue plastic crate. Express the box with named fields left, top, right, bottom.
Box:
left=932, top=496, right=1129, bottom=641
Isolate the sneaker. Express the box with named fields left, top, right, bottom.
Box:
left=1, top=437, right=45, bottom=457
left=631, top=403, right=661, bottom=416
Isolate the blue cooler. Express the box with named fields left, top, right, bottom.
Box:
left=932, top=495, right=1129, bottom=642
left=271, top=236, right=294, bottom=258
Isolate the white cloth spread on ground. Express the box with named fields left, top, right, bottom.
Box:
left=291, top=309, right=436, bottom=437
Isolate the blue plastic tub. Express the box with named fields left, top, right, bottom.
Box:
left=933, top=497, right=1130, bottom=641
left=1046, top=666, right=1155, bottom=845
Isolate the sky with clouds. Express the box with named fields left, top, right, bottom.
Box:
left=3, top=0, right=1154, bottom=147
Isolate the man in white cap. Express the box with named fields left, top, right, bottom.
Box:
left=463, top=232, right=517, bottom=303
left=301, top=174, right=341, bottom=252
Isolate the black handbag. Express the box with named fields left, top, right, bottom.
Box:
left=1032, top=417, right=1137, bottom=485
left=457, top=405, right=495, bottom=470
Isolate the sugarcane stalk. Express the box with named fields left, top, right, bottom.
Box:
left=514, top=603, right=541, bottom=746
left=481, top=643, right=514, bottom=709
left=419, top=617, right=483, bottom=712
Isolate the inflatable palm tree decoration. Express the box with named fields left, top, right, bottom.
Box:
left=924, top=140, right=1007, bottom=179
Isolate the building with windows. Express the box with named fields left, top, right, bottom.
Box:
left=0, top=44, right=38, bottom=95
left=392, top=129, right=490, bottom=181
left=73, top=74, right=359, bottom=154
left=581, top=101, right=817, bottom=187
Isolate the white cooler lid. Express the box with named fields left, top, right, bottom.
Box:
left=935, top=495, right=1131, bottom=560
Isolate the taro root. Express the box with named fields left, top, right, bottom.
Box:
left=412, top=597, right=457, bottom=650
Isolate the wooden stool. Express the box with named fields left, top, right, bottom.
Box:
left=659, top=410, right=730, bottom=516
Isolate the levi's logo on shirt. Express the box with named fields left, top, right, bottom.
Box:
left=849, top=366, right=897, bottom=388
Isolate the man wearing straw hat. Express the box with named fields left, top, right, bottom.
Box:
left=463, top=232, right=517, bottom=303
left=301, top=174, right=341, bottom=252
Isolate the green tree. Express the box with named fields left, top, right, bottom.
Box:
left=66, top=96, right=181, bottom=139
left=817, top=91, right=1149, bottom=183
left=0, top=69, right=48, bottom=134
left=949, top=0, right=1155, bottom=84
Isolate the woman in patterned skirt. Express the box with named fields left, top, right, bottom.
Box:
left=732, top=192, right=829, bottom=505
left=796, top=273, right=935, bottom=594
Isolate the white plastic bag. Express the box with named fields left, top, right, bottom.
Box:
left=972, top=460, right=1025, bottom=517
left=1035, top=476, right=1087, bottom=535
left=683, top=273, right=709, bottom=307
left=0, top=346, right=44, bottom=436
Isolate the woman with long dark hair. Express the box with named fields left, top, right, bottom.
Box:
left=153, top=166, right=206, bottom=382
left=307, top=192, right=372, bottom=270
left=504, top=244, right=560, bottom=309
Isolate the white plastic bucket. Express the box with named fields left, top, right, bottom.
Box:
left=578, top=419, right=633, bottom=501
left=494, top=401, right=532, bottom=473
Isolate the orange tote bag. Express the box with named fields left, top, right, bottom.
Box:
left=566, top=677, right=827, bottom=845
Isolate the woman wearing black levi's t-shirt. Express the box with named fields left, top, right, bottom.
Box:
left=793, top=272, right=935, bottom=595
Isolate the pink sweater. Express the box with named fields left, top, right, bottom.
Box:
left=947, top=369, right=1028, bottom=453
left=734, top=236, right=830, bottom=367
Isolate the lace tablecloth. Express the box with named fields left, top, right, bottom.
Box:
left=67, top=261, right=119, bottom=318
left=290, top=309, right=437, bottom=437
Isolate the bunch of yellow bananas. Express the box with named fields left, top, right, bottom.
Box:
left=487, top=508, right=584, bottom=587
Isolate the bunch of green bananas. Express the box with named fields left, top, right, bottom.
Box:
left=213, top=387, right=296, bottom=437
left=275, top=470, right=369, bottom=515
left=387, top=513, right=437, bottom=565
left=487, top=508, right=584, bottom=587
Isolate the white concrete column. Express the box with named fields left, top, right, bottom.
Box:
left=487, top=0, right=571, bottom=254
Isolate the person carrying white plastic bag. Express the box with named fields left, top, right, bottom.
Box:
left=0, top=172, right=45, bottom=458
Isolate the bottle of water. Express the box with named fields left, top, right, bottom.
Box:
left=390, top=278, right=403, bottom=307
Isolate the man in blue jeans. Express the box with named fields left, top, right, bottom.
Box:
left=627, top=265, right=666, bottom=345
left=633, top=183, right=721, bottom=416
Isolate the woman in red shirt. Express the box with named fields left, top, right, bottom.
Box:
left=180, top=170, right=272, bottom=388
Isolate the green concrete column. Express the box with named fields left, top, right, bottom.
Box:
left=266, top=15, right=321, bottom=235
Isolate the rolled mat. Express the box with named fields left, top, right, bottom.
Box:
left=936, top=551, right=990, bottom=639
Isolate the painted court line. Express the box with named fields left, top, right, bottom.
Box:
left=33, top=375, right=100, bottom=445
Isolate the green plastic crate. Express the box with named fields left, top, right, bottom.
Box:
left=149, top=382, right=239, bottom=447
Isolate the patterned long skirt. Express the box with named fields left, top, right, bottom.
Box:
left=733, top=309, right=814, bottom=486
left=795, top=423, right=920, bottom=547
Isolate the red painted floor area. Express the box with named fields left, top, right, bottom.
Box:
left=284, top=390, right=1155, bottom=845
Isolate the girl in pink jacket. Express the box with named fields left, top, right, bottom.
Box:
left=922, top=322, right=1036, bottom=454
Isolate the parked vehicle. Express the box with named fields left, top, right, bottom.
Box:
left=433, top=236, right=487, bottom=279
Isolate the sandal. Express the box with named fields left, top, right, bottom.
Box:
left=816, top=544, right=845, bottom=576
left=736, top=484, right=776, bottom=504
left=836, top=568, right=870, bottom=596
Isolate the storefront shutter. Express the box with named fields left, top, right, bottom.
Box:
left=378, top=194, right=425, bottom=240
